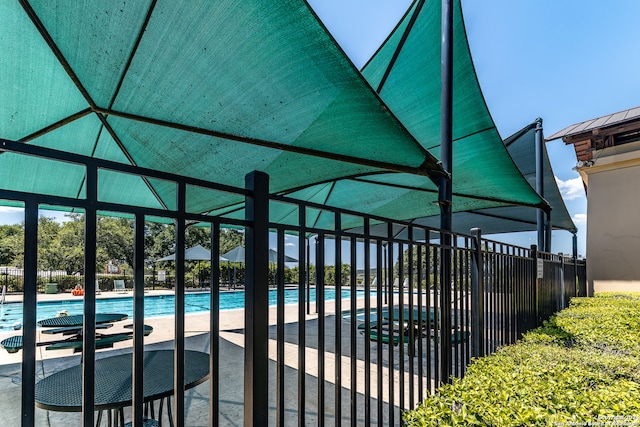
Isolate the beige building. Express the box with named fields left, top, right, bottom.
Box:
left=548, top=106, right=640, bottom=294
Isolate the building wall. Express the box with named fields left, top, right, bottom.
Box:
left=586, top=157, right=640, bottom=293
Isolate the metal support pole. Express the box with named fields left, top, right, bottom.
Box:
left=210, top=225, right=220, bottom=426
left=174, top=183, right=186, bottom=426
left=545, top=213, right=552, bottom=253
left=439, top=0, right=454, bottom=385
left=383, top=243, right=388, bottom=305
left=132, top=214, right=146, bottom=427
left=535, top=118, right=545, bottom=251
left=21, top=201, right=38, bottom=427
left=306, top=238, right=311, bottom=315
left=470, top=228, right=484, bottom=358
left=297, top=211, right=307, bottom=425
left=244, top=171, right=270, bottom=427
left=316, top=235, right=326, bottom=421
left=82, top=163, right=98, bottom=427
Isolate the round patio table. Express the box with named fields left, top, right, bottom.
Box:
left=35, top=350, right=210, bottom=423
left=37, top=313, right=128, bottom=328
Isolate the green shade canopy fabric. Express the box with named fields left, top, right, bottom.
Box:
left=345, top=122, right=577, bottom=239
left=0, top=0, right=443, bottom=215
left=225, top=0, right=550, bottom=233
left=178, top=0, right=552, bottom=235
left=360, top=0, right=546, bottom=211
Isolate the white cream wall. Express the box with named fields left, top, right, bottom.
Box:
left=586, top=161, right=640, bottom=293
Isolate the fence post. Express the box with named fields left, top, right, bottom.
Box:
left=470, top=228, right=483, bottom=358
left=244, top=171, right=270, bottom=427
left=530, top=245, right=540, bottom=329
left=518, top=245, right=538, bottom=337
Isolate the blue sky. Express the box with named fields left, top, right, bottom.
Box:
left=3, top=1, right=640, bottom=259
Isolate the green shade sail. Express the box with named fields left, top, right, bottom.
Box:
left=1, top=0, right=555, bottom=238
left=259, top=0, right=552, bottom=233
left=0, top=0, right=443, bottom=214
left=361, top=0, right=545, bottom=210
left=347, top=122, right=577, bottom=238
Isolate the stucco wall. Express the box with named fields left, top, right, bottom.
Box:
left=587, top=163, right=640, bottom=293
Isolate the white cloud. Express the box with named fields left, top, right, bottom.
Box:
left=285, top=242, right=296, bottom=247
left=572, top=213, right=587, bottom=225
left=555, top=176, right=585, bottom=201
left=0, top=206, right=22, bottom=213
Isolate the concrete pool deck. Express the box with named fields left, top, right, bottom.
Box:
left=0, top=289, right=432, bottom=426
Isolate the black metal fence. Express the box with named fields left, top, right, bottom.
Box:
left=0, top=140, right=584, bottom=426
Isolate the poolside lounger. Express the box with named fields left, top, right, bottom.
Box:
left=114, top=279, right=128, bottom=293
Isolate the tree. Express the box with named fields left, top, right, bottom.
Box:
left=55, top=215, right=85, bottom=275
left=0, top=224, right=22, bottom=266
left=395, top=244, right=435, bottom=289
left=37, top=216, right=62, bottom=271
left=97, top=216, right=135, bottom=268
left=219, top=229, right=243, bottom=254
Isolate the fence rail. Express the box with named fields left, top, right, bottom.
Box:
left=0, top=140, right=585, bottom=426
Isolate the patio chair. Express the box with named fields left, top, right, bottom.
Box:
left=95, top=279, right=102, bottom=295
left=114, top=279, right=128, bottom=294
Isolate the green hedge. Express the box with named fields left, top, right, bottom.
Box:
left=404, top=293, right=640, bottom=426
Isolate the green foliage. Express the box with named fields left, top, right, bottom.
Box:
left=322, top=264, right=351, bottom=286
left=0, top=224, right=22, bottom=265
left=404, top=293, right=640, bottom=426
left=219, top=229, right=244, bottom=254
left=97, top=216, right=135, bottom=268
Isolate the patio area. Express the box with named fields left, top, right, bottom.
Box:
left=0, top=290, right=442, bottom=426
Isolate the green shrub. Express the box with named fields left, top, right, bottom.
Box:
left=404, top=293, right=640, bottom=426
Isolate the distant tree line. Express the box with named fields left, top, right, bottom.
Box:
left=0, top=214, right=244, bottom=277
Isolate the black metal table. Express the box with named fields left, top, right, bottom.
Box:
left=37, top=313, right=128, bottom=328
left=35, top=350, right=210, bottom=426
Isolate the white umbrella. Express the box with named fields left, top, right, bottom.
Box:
left=156, top=245, right=228, bottom=262
left=220, top=246, right=297, bottom=288
left=220, top=246, right=297, bottom=263
left=156, top=245, right=227, bottom=288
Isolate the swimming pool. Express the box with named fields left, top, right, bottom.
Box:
left=0, top=288, right=371, bottom=329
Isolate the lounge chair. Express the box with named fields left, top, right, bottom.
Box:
left=95, top=279, right=102, bottom=295
left=114, top=279, right=128, bottom=294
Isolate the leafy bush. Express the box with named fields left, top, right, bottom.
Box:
left=404, top=293, right=640, bottom=426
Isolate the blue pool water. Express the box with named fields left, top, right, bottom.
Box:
left=0, top=288, right=370, bottom=329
